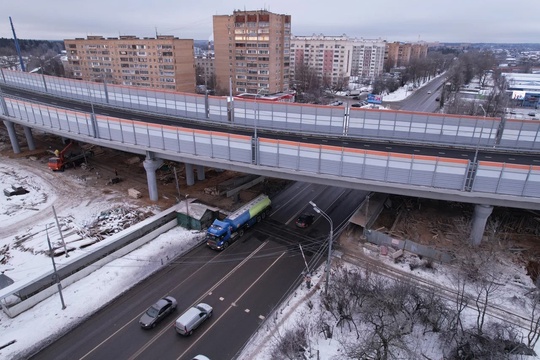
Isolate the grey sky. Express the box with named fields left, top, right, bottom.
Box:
left=1, top=0, right=537, bottom=43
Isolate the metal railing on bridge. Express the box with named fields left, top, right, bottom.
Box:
left=2, top=69, right=540, bottom=151
left=2, top=96, right=539, bottom=204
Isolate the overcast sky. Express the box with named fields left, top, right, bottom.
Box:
left=1, top=0, right=537, bottom=43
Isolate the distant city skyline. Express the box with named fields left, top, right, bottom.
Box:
left=2, top=0, right=538, bottom=44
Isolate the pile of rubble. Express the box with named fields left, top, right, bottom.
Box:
left=83, top=206, right=157, bottom=240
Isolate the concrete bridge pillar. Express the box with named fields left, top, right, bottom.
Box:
left=470, top=204, right=493, bottom=246
left=3, top=120, right=21, bottom=154
left=196, top=165, right=205, bottom=181
left=23, top=126, right=36, bottom=151
left=143, top=153, right=163, bottom=202
left=185, top=163, right=195, bottom=186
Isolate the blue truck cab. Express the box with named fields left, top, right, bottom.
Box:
left=206, top=194, right=271, bottom=250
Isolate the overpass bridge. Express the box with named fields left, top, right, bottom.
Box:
left=1, top=69, right=539, bottom=244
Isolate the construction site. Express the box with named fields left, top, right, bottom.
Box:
left=1, top=129, right=540, bottom=284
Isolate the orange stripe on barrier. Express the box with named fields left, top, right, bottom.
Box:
left=479, top=161, right=540, bottom=171
left=7, top=98, right=86, bottom=117
left=94, top=114, right=251, bottom=141
left=259, top=137, right=470, bottom=164
left=505, top=118, right=540, bottom=125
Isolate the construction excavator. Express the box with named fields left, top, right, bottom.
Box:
left=48, top=141, right=94, bottom=171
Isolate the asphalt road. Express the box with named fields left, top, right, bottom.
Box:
left=392, top=76, right=447, bottom=112
left=30, top=183, right=366, bottom=360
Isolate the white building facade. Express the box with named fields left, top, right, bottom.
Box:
left=290, top=34, right=386, bottom=87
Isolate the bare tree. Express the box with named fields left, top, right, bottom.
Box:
left=269, top=319, right=311, bottom=360
left=527, top=291, right=540, bottom=348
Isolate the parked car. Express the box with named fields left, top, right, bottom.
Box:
left=3, top=185, right=29, bottom=197
left=528, top=112, right=536, bottom=117
left=435, top=97, right=440, bottom=102
left=296, top=213, right=315, bottom=228
left=139, top=296, right=177, bottom=329
left=352, top=96, right=361, bottom=100
left=329, top=101, right=343, bottom=106
left=175, top=303, right=213, bottom=336
left=351, top=103, right=363, bottom=108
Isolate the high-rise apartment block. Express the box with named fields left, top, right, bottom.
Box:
left=213, top=10, right=291, bottom=95
left=290, top=35, right=386, bottom=86
left=385, top=42, right=429, bottom=68
left=64, top=35, right=196, bottom=92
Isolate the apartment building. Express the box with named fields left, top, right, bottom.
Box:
left=195, top=54, right=215, bottom=85
left=213, top=9, right=291, bottom=95
left=385, top=41, right=429, bottom=68
left=64, top=35, right=196, bottom=92
left=290, top=35, right=386, bottom=86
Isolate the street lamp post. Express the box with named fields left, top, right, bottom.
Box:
left=45, top=225, right=66, bottom=310
left=309, top=201, right=333, bottom=296
left=479, top=104, right=487, bottom=117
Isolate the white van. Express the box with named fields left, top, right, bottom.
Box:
left=175, top=303, right=213, bottom=336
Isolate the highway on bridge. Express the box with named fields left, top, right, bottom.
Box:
left=30, top=183, right=367, bottom=360
left=2, top=85, right=538, bottom=168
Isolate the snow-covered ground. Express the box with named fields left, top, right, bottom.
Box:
left=1, top=78, right=540, bottom=359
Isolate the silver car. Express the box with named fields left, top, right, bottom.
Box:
left=139, top=296, right=177, bottom=329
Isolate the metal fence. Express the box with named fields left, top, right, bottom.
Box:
left=2, top=68, right=540, bottom=150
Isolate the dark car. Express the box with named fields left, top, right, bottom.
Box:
left=3, top=185, right=29, bottom=197
left=351, top=103, right=363, bottom=108
left=139, top=296, right=177, bottom=329
left=435, top=97, right=440, bottom=101
left=296, top=214, right=315, bottom=228
left=352, top=96, right=361, bottom=100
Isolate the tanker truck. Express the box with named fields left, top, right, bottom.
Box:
left=206, top=194, right=271, bottom=250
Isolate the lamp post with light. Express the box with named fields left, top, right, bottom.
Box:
left=309, top=201, right=333, bottom=295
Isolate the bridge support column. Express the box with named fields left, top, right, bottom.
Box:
left=185, top=163, right=195, bottom=186
left=470, top=204, right=493, bottom=246
left=3, top=120, right=21, bottom=154
left=143, top=153, right=163, bottom=202
left=23, top=126, right=36, bottom=151
left=196, top=165, right=205, bottom=181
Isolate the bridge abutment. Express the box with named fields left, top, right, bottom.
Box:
left=470, top=204, right=493, bottom=246
left=143, top=153, right=163, bottom=201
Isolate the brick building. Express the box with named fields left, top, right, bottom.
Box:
left=64, top=35, right=196, bottom=92
left=213, top=9, right=291, bottom=95
left=385, top=41, right=429, bottom=68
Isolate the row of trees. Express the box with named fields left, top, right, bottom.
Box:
left=271, top=243, right=540, bottom=359
left=291, top=50, right=456, bottom=104
left=0, top=38, right=65, bottom=77
left=442, top=50, right=510, bottom=117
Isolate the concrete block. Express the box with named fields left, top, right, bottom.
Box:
left=128, top=188, right=142, bottom=199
